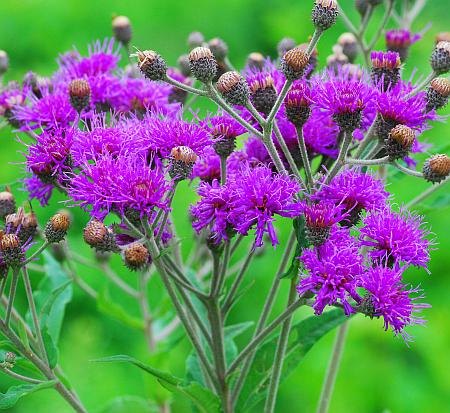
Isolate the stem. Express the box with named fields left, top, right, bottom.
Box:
left=222, top=247, right=255, bottom=317
left=405, top=177, right=450, bottom=208
left=394, top=162, right=424, bottom=178
left=353, top=121, right=376, bottom=158
left=306, top=29, right=323, bottom=55
left=138, top=270, right=155, bottom=352
left=164, top=74, right=208, bottom=96
left=405, top=71, right=436, bottom=99
left=216, top=241, right=231, bottom=297
left=266, top=80, right=292, bottom=125
left=101, top=263, right=139, bottom=298
left=0, top=366, right=45, bottom=384
left=227, top=299, right=304, bottom=376
left=220, top=156, right=227, bottom=185
left=273, top=123, right=303, bottom=183
left=156, top=187, right=176, bottom=244
left=63, top=246, right=98, bottom=299
left=264, top=279, right=297, bottom=413
left=262, top=123, right=288, bottom=175
left=346, top=156, right=389, bottom=166
left=4, top=268, right=19, bottom=327
left=245, top=101, right=266, bottom=126
left=231, top=231, right=296, bottom=405
left=325, top=131, right=352, bottom=184
left=316, top=322, right=350, bottom=413
left=22, top=267, right=49, bottom=366
left=23, top=241, right=49, bottom=266
left=367, top=0, right=395, bottom=51
left=359, top=5, right=373, bottom=37
left=296, top=126, right=313, bottom=189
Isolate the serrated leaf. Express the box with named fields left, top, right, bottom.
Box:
left=0, top=381, right=56, bottom=409
left=93, top=355, right=221, bottom=413
left=96, top=286, right=144, bottom=331
left=237, top=310, right=348, bottom=412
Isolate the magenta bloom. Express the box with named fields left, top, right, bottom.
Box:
left=302, top=110, right=340, bottom=158
left=191, top=146, right=221, bottom=182
left=190, top=179, right=236, bottom=242
left=200, top=112, right=246, bottom=140
left=13, top=84, right=77, bottom=131
left=22, top=175, right=54, bottom=206
left=297, top=226, right=363, bottom=315
left=358, top=265, right=430, bottom=342
left=25, top=126, right=74, bottom=179
left=360, top=207, right=432, bottom=270
left=386, top=29, right=421, bottom=48
left=314, top=170, right=389, bottom=219
left=68, top=153, right=171, bottom=219
left=229, top=166, right=302, bottom=247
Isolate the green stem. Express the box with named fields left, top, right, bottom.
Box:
left=245, top=101, right=266, bottom=126
left=266, top=80, right=292, bottom=125
left=262, top=123, right=288, bottom=175
left=138, top=270, right=155, bottom=352
left=220, top=156, right=227, bottom=185
left=273, top=123, right=303, bottom=183
left=367, top=0, right=394, bottom=51
left=156, top=186, right=176, bottom=244
left=22, top=267, right=49, bottom=366
left=405, top=71, right=436, bottom=99
left=306, top=29, right=323, bottom=55
left=346, top=156, right=389, bottom=166
left=0, top=365, right=45, bottom=384
left=264, top=279, right=298, bottom=413
left=325, top=132, right=352, bottom=184
left=353, top=121, right=376, bottom=158
left=394, top=162, right=424, bottom=178
left=405, top=177, right=450, bottom=208
left=316, top=322, right=350, bottom=413
left=231, top=231, right=296, bottom=405
left=296, top=126, right=313, bottom=189
left=101, top=263, right=139, bottom=298
left=164, top=74, right=208, bottom=96
left=23, top=241, right=49, bottom=266
left=4, top=268, right=19, bottom=327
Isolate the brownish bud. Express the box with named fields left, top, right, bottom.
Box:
left=112, top=15, right=132, bottom=44
left=436, top=32, right=450, bottom=44
left=0, top=187, right=15, bottom=220
left=208, top=37, right=228, bottom=61
left=188, top=47, right=217, bottom=82
left=430, top=77, right=450, bottom=97
left=136, top=50, right=167, bottom=81
left=169, top=146, right=198, bottom=181
left=45, top=213, right=71, bottom=243
left=281, top=47, right=309, bottom=80
left=217, top=71, right=249, bottom=105
left=246, top=52, right=265, bottom=70
left=423, top=154, right=450, bottom=183
left=124, top=243, right=150, bottom=270
left=68, top=79, right=91, bottom=113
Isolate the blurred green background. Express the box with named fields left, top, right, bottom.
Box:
left=1, top=0, right=449, bottom=412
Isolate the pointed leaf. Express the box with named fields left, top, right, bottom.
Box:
left=93, top=355, right=221, bottom=413
left=0, top=381, right=56, bottom=409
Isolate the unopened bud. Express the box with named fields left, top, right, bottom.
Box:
left=177, top=54, right=191, bottom=77
left=312, top=0, right=339, bottom=32
left=5, top=208, right=38, bottom=244
left=246, top=52, right=265, bottom=70
left=4, top=351, right=16, bottom=367
left=208, top=38, right=228, bottom=61
left=426, top=77, right=450, bottom=112
left=285, top=83, right=313, bottom=127
left=0, top=50, right=9, bottom=76
left=169, top=146, right=198, bottom=181
left=188, top=31, right=205, bottom=49
left=188, top=47, right=217, bottom=83
left=0, top=234, right=24, bottom=267
left=423, top=154, right=450, bottom=183
left=370, top=51, right=401, bottom=90
left=280, top=47, right=309, bottom=80
left=277, top=37, right=296, bottom=58
left=124, top=243, right=150, bottom=271
left=436, top=32, right=450, bottom=44
left=326, top=53, right=348, bottom=73
left=355, top=0, right=369, bottom=16
left=136, top=50, right=167, bottom=81
left=386, top=124, right=415, bottom=160
left=45, top=213, right=71, bottom=243
left=338, top=33, right=358, bottom=63
left=0, top=188, right=15, bottom=220
left=431, top=41, right=450, bottom=74
left=217, top=71, right=249, bottom=105
left=68, top=79, right=91, bottom=113
left=249, top=74, right=277, bottom=115
left=112, top=15, right=132, bottom=44
left=83, top=219, right=118, bottom=252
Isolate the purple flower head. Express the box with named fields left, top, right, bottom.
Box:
left=358, top=265, right=430, bottom=342
left=375, top=81, right=434, bottom=133
left=297, top=226, right=363, bottom=315
left=190, top=179, right=236, bottom=242
left=22, top=175, right=54, bottom=206
left=242, top=57, right=285, bottom=92
left=140, top=113, right=212, bottom=158
left=370, top=51, right=401, bottom=70
left=302, top=110, right=340, bottom=158
left=191, top=146, right=221, bottom=182
left=315, top=68, right=375, bottom=131
left=314, top=170, right=389, bottom=219
left=57, top=38, right=121, bottom=79
left=200, top=112, right=246, bottom=140
left=109, top=76, right=178, bottom=115
left=243, top=136, right=272, bottom=166
left=13, top=83, right=77, bottom=131
left=302, top=201, right=348, bottom=230
left=229, top=166, right=302, bottom=247
left=25, top=126, right=74, bottom=180
left=386, top=29, right=421, bottom=48
left=359, top=207, right=432, bottom=270
left=68, top=153, right=171, bottom=219
left=0, top=82, right=27, bottom=118
left=285, top=79, right=315, bottom=107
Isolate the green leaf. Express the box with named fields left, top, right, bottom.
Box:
left=93, top=355, right=222, bottom=413
left=97, top=395, right=160, bottom=413
left=237, top=310, right=348, bottom=412
left=41, top=327, right=58, bottom=369
left=96, top=286, right=144, bottom=331
left=224, top=322, right=254, bottom=341
left=280, top=216, right=309, bottom=279
left=0, top=381, right=56, bottom=409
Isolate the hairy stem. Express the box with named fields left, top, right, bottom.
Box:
left=296, top=126, right=313, bottom=189
left=405, top=177, right=450, bottom=208
left=4, top=268, right=19, bottom=327
left=325, top=131, right=352, bottom=184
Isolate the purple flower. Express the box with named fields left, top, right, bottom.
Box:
left=13, top=83, right=77, bottom=131
left=24, top=126, right=74, bottom=179
left=359, top=207, right=432, bottom=270
left=358, top=265, right=430, bottom=342
left=200, top=112, right=246, bottom=140
left=22, top=175, right=54, bottom=206
left=385, top=29, right=421, bottom=48
left=229, top=166, right=302, bottom=247
left=314, top=68, right=375, bottom=131
left=370, top=51, right=401, bottom=70
left=0, top=82, right=26, bottom=119
left=314, top=169, right=389, bottom=218
left=190, top=179, right=236, bottom=242
left=68, top=153, right=171, bottom=219
left=57, top=38, right=120, bottom=79
left=302, top=110, right=340, bottom=158
left=191, top=146, right=221, bottom=182
left=297, top=226, right=363, bottom=315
